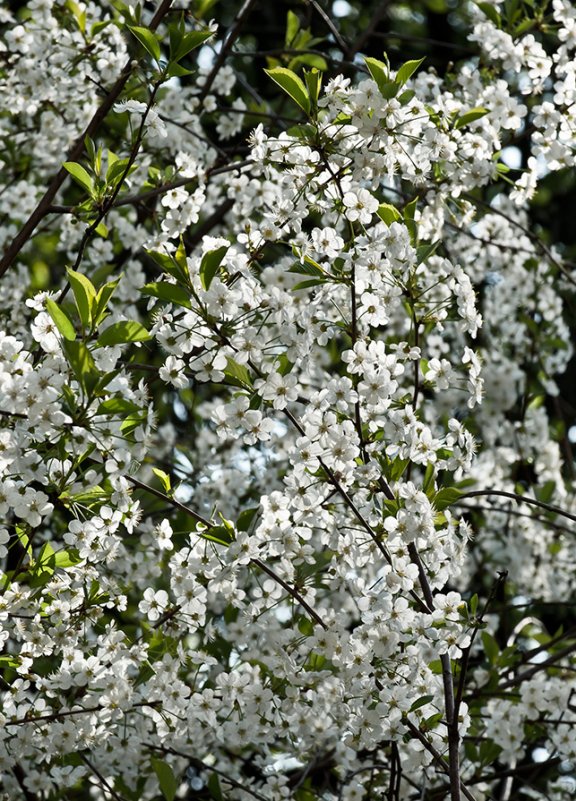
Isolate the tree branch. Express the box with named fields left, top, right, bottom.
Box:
left=0, top=0, right=175, bottom=277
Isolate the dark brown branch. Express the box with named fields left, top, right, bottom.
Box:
left=403, top=719, right=477, bottom=801
left=124, top=475, right=213, bottom=527
left=454, top=572, right=507, bottom=720
left=407, top=542, right=463, bottom=801
left=253, top=558, right=326, bottom=629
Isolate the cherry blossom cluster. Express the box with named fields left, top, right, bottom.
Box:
left=0, top=2, right=576, bottom=801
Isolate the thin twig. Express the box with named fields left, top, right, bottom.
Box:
left=463, top=193, right=576, bottom=290
left=454, top=572, right=507, bottom=719
left=455, top=501, right=575, bottom=536
left=461, top=489, right=576, bottom=524
left=48, top=159, right=250, bottom=214
left=198, top=0, right=258, bottom=101
left=404, top=719, right=477, bottom=801
left=124, top=475, right=212, bottom=527
left=499, top=640, right=576, bottom=690
left=146, top=743, right=270, bottom=801
left=79, top=755, right=129, bottom=801
left=254, top=558, right=326, bottom=628
left=308, top=0, right=349, bottom=53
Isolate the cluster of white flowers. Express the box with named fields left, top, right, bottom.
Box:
left=1, top=2, right=576, bottom=801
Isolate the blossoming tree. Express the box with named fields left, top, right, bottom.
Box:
left=1, top=1, right=576, bottom=800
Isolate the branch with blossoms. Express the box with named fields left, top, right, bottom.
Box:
left=2, top=2, right=576, bottom=801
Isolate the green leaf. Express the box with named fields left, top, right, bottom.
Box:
left=403, top=196, right=418, bottom=220
left=66, top=0, right=87, bottom=33
left=151, top=759, right=178, bottom=801
left=433, top=487, right=463, bottom=511
left=152, top=468, right=171, bottom=493
left=469, top=593, right=479, bottom=617
left=224, top=358, right=252, bottom=388
left=134, top=663, right=156, bottom=687
left=423, top=462, right=436, bottom=495
left=94, top=221, right=108, bottom=238
left=364, top=56, right=388, bottom=92
left=304, top=68, right=322, bottom=113
left=45, top=298, right=76, bottom=341
left=276, top=353, right=293, bottom=376
left=380, top=81, right=400, bottom=99
left=388, top=457, right=409, bottom=481
left=95, top=321, right=151, bottom=347
left=288, top=258, right=325, bottom=277
left=85, top=135, right=96, bottom=164
left=396, top=57, right=425, bottom=86
left=481, top=631, right=500, bottom=664
left=62, top=340, right=100, bottom=395
left=195, top=0, right=218, bottom=19
left=65, top=486, right=107, bottom=507
left=142, top=281, right=192, bottom=309
left=286, top=9, right=300, bottom=46
left=129, top=26, right=161, bottom=62
left=120, top=410, right=148, bottom=435
left=292, top=278, right=327, bottom=290
left=171, top=29, right=213, bottom=62
left=0, top=653, right=20, bottom=669
left=377, top=203, right=402, bottom=226
left=289, top=52, right=328, bottom=72
left=397, top=89, right=416, bottom=105
left=479, top=739, right=502, bottom=766
left=54, top=549, right=82, bottom=568
left=66, top=268, right=96, bottom=329
left=455, top=107, right=489, bottom=130
left=37, top=541, right=55, bottom=567
left=97, top=397, right=140, bottom=415
left=264, top=67, right=310, bottom=115
left=403, top=197, right=419, bottom=245
left=199, top=246, right=229, bottom=290
left=165, top=62, right=194, bottom=79
left=236, top=507, right=259, bottom=532
left=93, top=369, right=121, bottom=396
left=476, top=1, right=501, bottom=26
left=416, top=241, right=440, bottom=265
left=536, top=479, right=556, bottom=504
left=92, top=279, right=120, bottom=327
left=63, top=162, right=94, bottom=195
left=409, top=694, right=434, bottom=712
left=202, top=525, right=235, bottom=546
left=364, top=56, right=400, bottom=99
left=91, top=19, right=111, bottom=37
left=106, top=156, right=132, bottom=186
left=424, top=0, right=448, bottom=11
left=207, top=773, right=223, bottom=801
left=422, top=712, right=443, bottom=730
left=514, top=17, right=536, bottom=36
left=147, top=249, right=190, bottom=285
